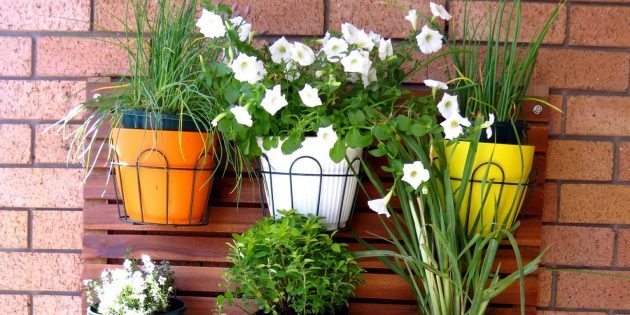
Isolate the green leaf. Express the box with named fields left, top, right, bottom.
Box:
left=372, top=124, right=391, bottom=141
left=281, top=134, right=303, bottom=154
left=395, top=115, right=412, bottom=132
left=224, top=80, right=241, bottom=104
left=410, top=123, right=429, bottom=137
left=330, top=138, right=346, bottom=163
left=369, top=147, right=387, bottom=157
left=348, top=110, right=366, bottom=126
left=331, top=244, right=341, bottom=253
left=346, top=128, right=372, bottom=148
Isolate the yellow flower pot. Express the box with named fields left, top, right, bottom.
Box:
left=446, top=141, right=535, bottom=235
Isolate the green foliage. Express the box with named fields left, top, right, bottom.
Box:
left=217, top=210, right=364, bottom=315
left=450, top=0, right=564, bottom=122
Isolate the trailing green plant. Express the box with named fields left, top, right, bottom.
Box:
left=217, top=210, right=364, bottom=315
left=84, top=255, right=175, bottom=314
left=54, top=0, right=239, bottom=180
left=448, top=0, right=564, bottom=123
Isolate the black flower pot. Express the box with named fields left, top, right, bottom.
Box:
left=87, top=297, right=187, bottom=315
left=121, top=109, right=206, bottom=132
left=480, top=120, right=527, bottom=145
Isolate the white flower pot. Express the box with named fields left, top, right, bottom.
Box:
left=258, top=137, right=362, bottom=230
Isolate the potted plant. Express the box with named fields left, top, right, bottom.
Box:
left=84, top=255, right=185, bottom=315
left=56, top=0, right=241, bottom=225
left=405, top=0, right=562, bottom=234
left=216, top=209, right=364, bottom=315
left=199, top=6, right=436, bottom=229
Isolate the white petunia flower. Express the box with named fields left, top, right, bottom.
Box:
left=230, top=105, right=253, bottom=127
left=196, top=9, right=226, bottom=38
left=436, top=93, right=459, bottom=118
left=291, top=42, right=316, bottom=66
left=229, top=16, right=252, bottom=41
left=269, top=37, right=293, bottom=64
left=231, top=53, right=265, bottom=84
left=322, top=31, right=332, bottom=46
left=405, top=9, right=418, bottom=31
left=316, top=125, right=338, bottom=150
left=481, top=113, right=495, bottom=139
left=285, top=61, right=300, bottom=81
left=424, top=79, right=448, bottom=90
left=341, top=50, right=372, bottom=75
left=341, top=23, right=374, bottom=51
left=368, top=31, right=382, bottom=45
left=402, top=161, right=430, bottom=190
left=260, top=85, right=288, bottom=115
left=378, top=38, right=393, bottom=60
left=361, top=67, right=378, bottom=88
left=430, top=2, right=452, bottom=21
left=299, top=84, right=323, bottom=107
left=368, top=189, right=394, bottom=217
left=441, top=112, right=471, bottom=140
left=416, top=25, right=443, bottom=54
left=322, top=37, right=349, bottom=62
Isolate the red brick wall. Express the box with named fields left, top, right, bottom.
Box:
left=0, top=0, right=628, bottom=314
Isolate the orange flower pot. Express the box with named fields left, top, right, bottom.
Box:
left=111, top=127, right=215, bottom=225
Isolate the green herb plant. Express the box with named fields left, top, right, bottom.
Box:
left=217, top=210, right=364, bottom=315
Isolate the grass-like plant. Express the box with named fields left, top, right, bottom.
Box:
left=354, top=90, right=544, bottom=314
left=217, top=210, right=364, bottom=315
left=450, top=0, right=563, bottom=123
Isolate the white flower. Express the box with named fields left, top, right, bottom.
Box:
left=437, top=93, right=459, bottom=118
left=416, top=25, right=443, bottom=54
left=441, top=112, right=471, bottom=140
left=291, top=42, right=316, bottom=66
left=361, top=67, right=377, bottom=88
left=141, top=255, right=154, bottom=273
left=322, top=32, right=332, bottom=46
left=405, top=9, right=418, bottom=31
left=230, top=105, right=252, bottom=127
left=93, top=93, right=101, bottom=100
left=481, top=113, right=495, bottom=139
left=261, top=85, right=288, bottom=115
left=341, top=50, right=372, bottom=75
left=322, top=37, right=349, bottom=62
left=299, top=84, right=322, bottom=107
left=285, top=61, right=300, bottom=81
left=229, top=16, right=252, bottom=41
left=231, top=53, right=265, bottom=84
left=368, top=190, right=394, bottom=217
left=196, top=9, right=226, bottom=38
left=316, top=125, right=338, bottom=150
left=430, top=2, right=452, bottom=20
left=123, top=259, right=132, bottom=271
left=424, top=79, right=448, bottom=90
left=341, top=23, right=374, bottom=51
left=402, top=161, right=430, bottom=190
left=368, top=31, right=382, bottom=45
left=269, top=37, right=293, bottom=64
left=378, top=38, right=393, bottom=61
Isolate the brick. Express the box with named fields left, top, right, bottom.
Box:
left=570, top=6, right=630, bottom=47
left=35, top=125, right=80, bottom=164
left=330, top=0, right=438, bottom=38
left=533, top=48, right=629, bottom=92
left=566, top=96, right=630, bottom=136
left=0, top=0, right=90, bottom=31
left=33, top=295, right=82, bottom=314
left=0, top=37, right=31, bottom=76
left=542, top=183, right=558, bottom=223
left=0, top=252, right=81, bottom=291
left=37, top=37, right=130, bottom=77
left=619, top=142, right=630, bottom=181
left=449, top=1, right=566, bottom=44
left=0, top=211, right=28, bottom=249
left=546, top=140, right=613, bottom=181
left=0, top=80, right=85, bottom=120
left=542, top=225, right=614, bottom=267
left=0, top=124, right=31, bottom=164
left=556, top=270, right=630, bottom=309
left=548, top=94, right=563, bottom=136
left=32, top=211, right=82, bottom=250
left=560, top=184, right=630, bottom=224
left=0, top=168, right=83, bottom=208
left=537, top=270, right=552, bottom=307
left=538, top=312, right=606, bottom=315
left=616, top=229, right=630, bottom=267
left=0, top=295, right=29, bottom=315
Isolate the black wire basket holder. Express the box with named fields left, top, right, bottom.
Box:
left=452, top=161, right=538, bottom=235
left=111, top=148, right=214, bottom=226
left=256, top=154, right=362, bottom=231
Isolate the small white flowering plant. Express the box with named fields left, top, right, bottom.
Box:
left=197, top=7, right=441, bottom=162
left=84, top=255, right=175, bottom=315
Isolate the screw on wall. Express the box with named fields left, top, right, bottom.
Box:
left=533, top=104, right=543, bottom=115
